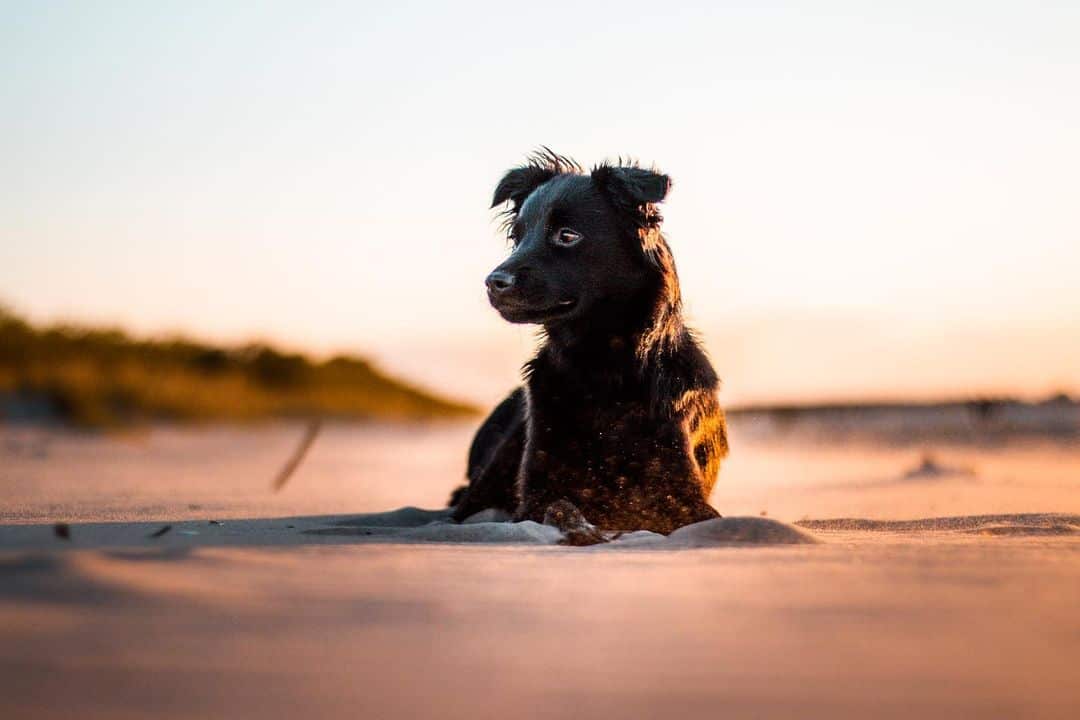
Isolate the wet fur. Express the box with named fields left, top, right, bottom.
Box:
left=450, top=150, right=728, bottom=535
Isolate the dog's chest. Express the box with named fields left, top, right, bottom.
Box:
left=525, top=375, right=675, bottom=480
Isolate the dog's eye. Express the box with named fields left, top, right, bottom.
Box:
left=553, top=228, right=583, bottom=247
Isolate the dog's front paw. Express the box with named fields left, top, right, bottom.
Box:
left=543, top=499, right=609, bottom=546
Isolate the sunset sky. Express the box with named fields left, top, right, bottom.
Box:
left=3, top=1, right=1078, bottom=406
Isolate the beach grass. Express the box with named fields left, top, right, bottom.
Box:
left=0, top=306, right=477, bottom=428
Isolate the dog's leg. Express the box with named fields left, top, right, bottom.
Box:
left=452, top=427, right=524, bottom=521
left=451, top=389, right=527, bottom=521
left=543, top=499, right=611, bottom=546
left=688, top=501, right=722, bottom=524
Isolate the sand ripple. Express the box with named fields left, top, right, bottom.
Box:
left=797, top=512, right=1080, bottom=536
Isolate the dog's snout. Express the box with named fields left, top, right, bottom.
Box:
left=486, top=270, right=516, bottom=294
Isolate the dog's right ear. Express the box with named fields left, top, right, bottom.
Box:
left=591, top=165, right=671, bottom=208
left=491, top=166, right=557, bottom=211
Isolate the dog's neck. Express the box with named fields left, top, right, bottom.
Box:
left=538, top=283, right=684, bottom=373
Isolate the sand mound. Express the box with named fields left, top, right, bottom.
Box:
left=325, top=506, right=454, bottom=528
left=666, top=517, right=818, bottom=546
left=307, top=519, right=564, bottom=544
left=303, top=510, right=816, bottom=547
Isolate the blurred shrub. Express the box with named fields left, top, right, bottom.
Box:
left=0, top=305, right=476, bottom=428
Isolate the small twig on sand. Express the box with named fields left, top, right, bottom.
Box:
left=272, top=419, right=322, bottom=492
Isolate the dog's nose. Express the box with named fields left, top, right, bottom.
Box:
left=486, top=270, right=516, bottom=294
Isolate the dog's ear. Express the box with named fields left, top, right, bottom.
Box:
left=491, top=166, right=557, bottom=211
left=591, top=165, right=671, bottom=207
left=492, top=148, right=581, bottom=212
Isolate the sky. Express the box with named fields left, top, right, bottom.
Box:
left=2, top=1, right=1078, bottom=406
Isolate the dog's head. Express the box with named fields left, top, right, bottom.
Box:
left=485, top=149, right=678, bottom=329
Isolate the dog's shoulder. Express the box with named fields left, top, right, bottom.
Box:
left=646, top=327, right=719, bottom=413
left=668, top=328, right=719, bottom=390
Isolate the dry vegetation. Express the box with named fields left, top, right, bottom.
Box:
left=0, top=307, right=476, bottom=428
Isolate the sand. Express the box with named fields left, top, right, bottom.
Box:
left=2, top=422, right=1079, bottom=719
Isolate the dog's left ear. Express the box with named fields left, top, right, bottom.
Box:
left=491, top=166, right=557, bottom=212
left=591, top=165, right=671, bottom=207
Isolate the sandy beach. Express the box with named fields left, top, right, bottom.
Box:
left=2, top=420, right=1079, bottom=719
left=6, top=2, right=1080, bottom=717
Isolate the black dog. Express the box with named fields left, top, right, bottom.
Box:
left=449, top=150, right=728, bottom=535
